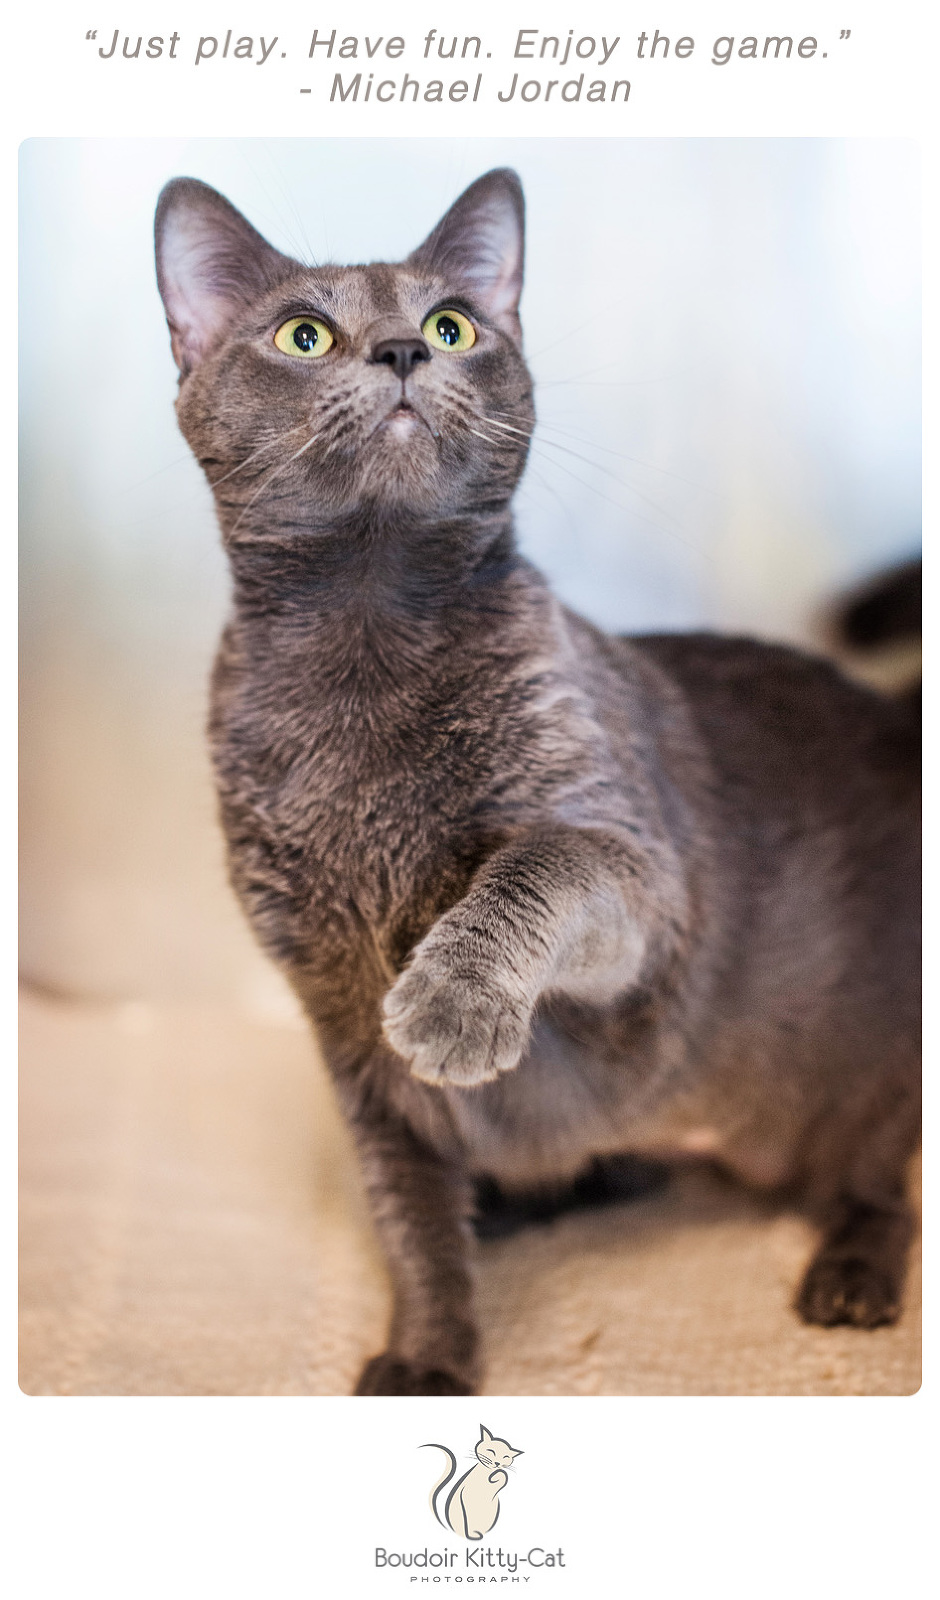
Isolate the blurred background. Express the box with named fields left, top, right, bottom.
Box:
left=19, top=137, right=921, bottom=1009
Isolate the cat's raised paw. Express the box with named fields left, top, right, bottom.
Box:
left=796, top=1254, right=901, bottom=1329
left=354, top=1354, right=475, bottom=1396
left=383, top=953, right=531, bottom=1088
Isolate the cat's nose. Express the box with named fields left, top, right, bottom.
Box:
left=370, top=338, right=431, bottom=382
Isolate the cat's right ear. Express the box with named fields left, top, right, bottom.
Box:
left=409, top=169, right=525, bottom=346
left=155, top=178, right=288, bottom=375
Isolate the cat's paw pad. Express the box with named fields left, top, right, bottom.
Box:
left=383, top=959, right=531, bottom=1088
left=796, top=1254, right=901, bottom=1329
left=354, top=1354, right=474, bottom=1396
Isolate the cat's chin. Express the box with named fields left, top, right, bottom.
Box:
left=356, top=422, right=446, bottom=509
left=366, top=400, right=437, bottom=454
left=377, top=402, right=433, bottom=439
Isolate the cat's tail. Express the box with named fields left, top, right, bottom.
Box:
left=421, top=1444, right=457, bottom=1529
left=839, top=558, right=921, bottom=653
left=833, top=557, right=921, bottom=720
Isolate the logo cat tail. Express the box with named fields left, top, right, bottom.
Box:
left=421, top=1444, right=457, bottom=1528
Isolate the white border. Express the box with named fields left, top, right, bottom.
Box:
left=11, top=4, right=931, bottom=1595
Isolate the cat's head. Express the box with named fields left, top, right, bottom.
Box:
left=155, top=170, right=533, bottom=544
left=475, top=1423, right=523, bottom=1470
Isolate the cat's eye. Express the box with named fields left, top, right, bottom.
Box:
left=273, top=316, right=335, bottom=358
left=422, top=309, right=476, bottom=353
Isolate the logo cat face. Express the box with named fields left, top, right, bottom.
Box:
left=474, top=1423, right=523, bottom=1471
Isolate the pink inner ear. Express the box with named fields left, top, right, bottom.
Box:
left=156, top=179, right=288, bottom=374
left=159, top=215, right=232, bottom=369
left=410, top=170, right=525, bottom=343
left=470, top=202, right=523, bottom=323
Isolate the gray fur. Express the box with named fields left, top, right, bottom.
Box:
left=155, top=170, right=920, bottom=1394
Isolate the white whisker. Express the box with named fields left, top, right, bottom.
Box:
left=209, top=425, right=306, bottom=489
left=522, top=415, right=724, bottom=500
left=480, top=416, right=533, bottom=441
left=464, top=425, right=507, bottom=447
left=483, top=412, right=694, bottom=538
left=522, top=437, right=705, bottom=550
left=229, top=432, right=321, bottom=532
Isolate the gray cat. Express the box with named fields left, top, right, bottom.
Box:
left=155, top=168, right=920, bottom=1395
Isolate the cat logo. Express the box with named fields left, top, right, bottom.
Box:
left=422, top=1424, right=523, bottom=1541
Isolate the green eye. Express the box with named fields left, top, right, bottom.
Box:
left=422, top=308, right=476, bottom=353
left=273, top=316, right=334, bottom=358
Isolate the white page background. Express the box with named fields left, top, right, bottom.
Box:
left=10, top=4, right=932, bottom=1596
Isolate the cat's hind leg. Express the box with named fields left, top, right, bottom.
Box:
left=796, top=1193, right=913, bottom=1328
left=796, top=1090, right=919, bottom=1329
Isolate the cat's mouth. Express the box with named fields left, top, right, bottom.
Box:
left=373, top=400, right=438, bottom=443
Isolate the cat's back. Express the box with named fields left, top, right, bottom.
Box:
left=626, top=630, right=920, bottom=1037
left=632, top=629, right=919, bottom=821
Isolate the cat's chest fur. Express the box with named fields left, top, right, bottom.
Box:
left=207, top=596, right=615, bottom=1006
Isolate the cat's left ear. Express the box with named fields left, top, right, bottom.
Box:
left=155, top=177, right=291, bottom=375
left=409, top=169, right=525, bottom=345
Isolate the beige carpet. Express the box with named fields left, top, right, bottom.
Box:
left=19, top=992, right=920, bottom=1396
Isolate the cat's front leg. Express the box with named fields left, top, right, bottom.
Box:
left=347, top=1095, right=480, bottom=1395
left=383, top=823, right=679, bottom=1088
